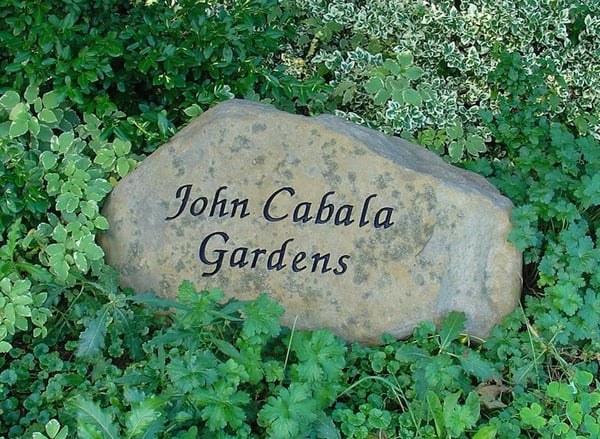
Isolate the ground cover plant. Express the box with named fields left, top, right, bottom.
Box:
left=1, top=0, right=599, bottom=437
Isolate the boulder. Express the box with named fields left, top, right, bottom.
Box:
left=98, top=99, right=522, bottom=344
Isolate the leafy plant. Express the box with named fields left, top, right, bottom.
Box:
left=1, top=1, right=600, bottom=438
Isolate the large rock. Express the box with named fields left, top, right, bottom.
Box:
left=99, top=99, right=521, bottom=344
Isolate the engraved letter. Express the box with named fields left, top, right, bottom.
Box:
left=334, top=204, right=354, bottom=226
left=359, top=193, right=378, bottom=227
left=198, top=231, right=229, bottom=277
left=267, top=238, right=293, bottom=270
left=315, top=191, right=335, bottom=224
left=333, top=255, right=350, bottom=275
left=209, top=186, right=229, bottom=217
left=374, top=207, right=395, bottom=229
left=263, top=187, right=294, bottom=222
left=165, top=184, right=192, bottom=220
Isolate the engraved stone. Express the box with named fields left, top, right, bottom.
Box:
left=98, top=99, right=522, bottom=344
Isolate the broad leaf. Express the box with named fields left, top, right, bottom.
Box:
left=77, top=312, right=109, bottom=358
left=439, top=311, right=466, bottom=352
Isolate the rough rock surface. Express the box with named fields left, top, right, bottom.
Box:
left=99, top=99, right=522, bottom=344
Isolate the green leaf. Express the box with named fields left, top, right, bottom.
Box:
left=520, top=403, right=546, bottom=428
left=0, top=90, right=20, bottom=109
left=94, top=149, right=116, bottom=169
left=258, top=383, right=317, bottom=438
left=397, top=51, right=414, bottom=67
left=73, top=251, right=89, bottom=272
left=45, top=419, right=61, bottom=438
left=113, top=138, right=131, bottom=157
left=373, top=88, right=392, bottom=106
left=9, top=102, right=29, bottom=121
left=242, top=294, right=284, bottom=339
left=78, top=235, right=104, bottom=261
left=58, top=131, right=75, bottom=151
left=383, top=59, right=401, bottom=75
left=11, top=278, right=31, bottom=296
left=459, top=350, right=497, bottom=381
left=125, top=398, right=162, bottom=438
left=405, top=65, right=423, bottom=80
left=547, top=381, right=575, bottom=402
left=39, top=108, right=58, bottom=123
left=69, top=397, right=119, bottom=439
left=46, top=243, right=66, bottom=257
left=402, top=88, right=423, bottom=106
left=56, top=192, right=79, bottom=213
left=24, top=84, right=39, bottom=104
left=446, top=122, right=464, bottom=140
left=93, top=216, right=110, bottom=230
left=0, top=341, right=12, bottom=353
left=448, top=140, right=464, bottom=162
left=42, top=90, right=62, bottom=109
left=76, top=312, right=109, bottom=358
left=9, top=119, right=29, bottom=138
left=28, top=116, right=40, bottom=136
left=167, top=352, right=219, bottom=393
left=80, top=200, right=98, bottom=218
left=566, top=401, right=583, bottom=428
left=364, top=77, right=385, bottom=94
left=438, top=311, right=466, bottom=352
left=443, top=391, right=480, bottom=437
left=426, top=390, right=445, bottom=438
left=472, top=425, right=497, bottom=439
left=116, top=156, right=130, bottom=177
left=465, top=135, right=486, bottom=155
left=40, top=151, right=58, bottom=170
left=184, top=104, right=203, bottom=118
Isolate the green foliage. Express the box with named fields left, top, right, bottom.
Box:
left=0, top=0, right=333, bottom=153
left=1, top=0, right=599, bottom=438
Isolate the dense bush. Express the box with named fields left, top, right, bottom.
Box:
left=1, top=0, right=599, bottom=437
